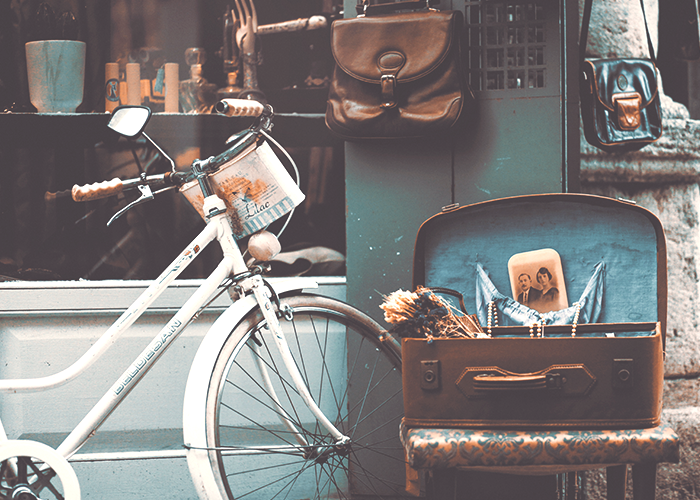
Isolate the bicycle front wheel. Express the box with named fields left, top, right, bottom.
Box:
left=204, top=294, right=405, bottom=499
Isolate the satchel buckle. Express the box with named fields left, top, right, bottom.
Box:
left=380, top=75, right=397, bottom=109
left=612, top=92, right=642, bottom=131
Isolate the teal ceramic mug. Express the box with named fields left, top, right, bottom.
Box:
left=25, top=40, right=86, bottom=113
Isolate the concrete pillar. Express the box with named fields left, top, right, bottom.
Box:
left=579, top=0, right=659, bottom=59
left=578, top=0, right=700, bottom=497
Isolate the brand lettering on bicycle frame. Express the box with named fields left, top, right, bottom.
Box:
left=114, top=319, right=182, bottom=395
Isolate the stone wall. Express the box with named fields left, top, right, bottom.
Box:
left=579, top=0, right=700, bottom=497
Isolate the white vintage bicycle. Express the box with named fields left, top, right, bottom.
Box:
left=0, top=100, right=405, bottom=500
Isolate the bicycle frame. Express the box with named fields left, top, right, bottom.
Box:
left=0, top=193, right=348, bottom=464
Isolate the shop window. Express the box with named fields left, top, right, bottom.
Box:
left=465, top=1, right=547, bottom=91
left=0, top=0, right=345, bottom=281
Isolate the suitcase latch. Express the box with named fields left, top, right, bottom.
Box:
left=613, top=359, right=634, bottom=388
left=421, top=360, right=441, bottom=391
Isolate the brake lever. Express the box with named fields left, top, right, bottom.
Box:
left=107, top=184, right=155, bottom=226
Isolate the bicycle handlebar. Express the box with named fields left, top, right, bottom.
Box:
left=215, top=99, right=265, bottom=117
left=72, top=99, right=269, bottom=204
left=72, top=178, right=124, bottom=202
left=72, top=173, right=175, bottom=202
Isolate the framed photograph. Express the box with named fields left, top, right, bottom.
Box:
left=507, top=248, right=568, bottom=313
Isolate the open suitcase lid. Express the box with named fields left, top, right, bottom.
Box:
left=412, top=194, right=667, bottom=340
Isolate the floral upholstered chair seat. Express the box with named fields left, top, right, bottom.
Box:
left=400, top=421, right=679, bottom=497
left=400, top=423, right=679, bottom=471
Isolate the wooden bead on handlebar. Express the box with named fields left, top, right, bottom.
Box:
left=215, top=99, right=265, bottom=117
left=72, top=178, right=124, bottom=202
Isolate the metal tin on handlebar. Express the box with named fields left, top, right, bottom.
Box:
left=179, top=140, right=304, bottom=238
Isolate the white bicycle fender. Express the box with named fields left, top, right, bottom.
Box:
left=182, top=277, right=318, bottom=500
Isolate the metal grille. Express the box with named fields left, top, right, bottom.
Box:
left=465, top=2, right=547, bottom=91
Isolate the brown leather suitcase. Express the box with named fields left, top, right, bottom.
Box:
left=402, top=194, right=666, bottom=429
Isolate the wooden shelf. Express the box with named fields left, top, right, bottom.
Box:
left=0, top=112, right=339, bottom=149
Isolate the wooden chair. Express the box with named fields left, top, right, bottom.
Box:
left=401, top=423, right=680, bottom=500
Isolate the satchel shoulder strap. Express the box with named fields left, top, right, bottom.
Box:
left=579, top=0, right=656, bottom=63
left=356, top=0, right=434, bottom=16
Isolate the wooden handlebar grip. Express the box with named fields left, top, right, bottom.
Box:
left=72, top=178, right=124, bottom=202
left=216, top=99, right=265, bottom=117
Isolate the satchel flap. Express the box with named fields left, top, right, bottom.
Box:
left=584, top=58, right=658, bottom=111
left=331, top=11, right=459, bottom=84
left=613, top=92, right=642, bottom=130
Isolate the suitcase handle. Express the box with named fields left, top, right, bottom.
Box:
left=473, top=373, right=561, bottom=392
left=459, top=365, right=596, bottom=397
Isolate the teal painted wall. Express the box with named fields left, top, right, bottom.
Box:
left=344, top=0, right=580, bottom=320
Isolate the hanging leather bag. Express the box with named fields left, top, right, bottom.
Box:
left=579, top=0, right=662, bottom=152
left=325, top=0, right=474, bottom=140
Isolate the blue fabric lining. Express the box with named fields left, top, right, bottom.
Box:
left=476, top=261, right=606, bottom=327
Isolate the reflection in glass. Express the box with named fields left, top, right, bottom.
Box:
left=508, top=27, right=524, bottom=44
left=461, top=1, right=549, bottom=91
left=487, top=71, right=504, bottom=90
left=486, top=26, right=504, bottom=45
left=485, top=4, right=503, bottom=23
left=487, top=49, right=504, bottom=68
left=508, top=48, right=525, bottom=67
left=529, top=47, right=545, bottom=66
left=529, top=69, right=545, bottom=88
left=529, top=25, right=546, bottom=43
left=508, top=70, right=525, bottom=89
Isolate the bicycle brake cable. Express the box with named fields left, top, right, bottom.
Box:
left=259, top=129, right=300, bottom=240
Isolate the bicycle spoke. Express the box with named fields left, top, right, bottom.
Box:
left=232, top=340, right=306, bottom=406
left=205, top=296, right=404, bottom=499
left=347, top=349, right=381, bottom=441
left=350, top=388, right=403, bottom=441
left=351, top=441, right=409, bottom=468
left=343, top=369, right=402, bottom=437
left=226, top=346, right=317, bottom=445
left=334, top=335, right=367, bottom=425
left=308, top=316, right=343, bottom=422
left=230, top=456, right=319, bottom=500
left=224, top=455, right=308, bottom=477
left=315, top=462, right=346, bottom=500
left=254, top=328, right=310, bottom=438
left=347, top=446, right=406, bottom=490
left=220, top=397, right=302, bottom=448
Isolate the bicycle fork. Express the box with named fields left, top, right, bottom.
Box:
left=248, top=280, right=350, bottom=450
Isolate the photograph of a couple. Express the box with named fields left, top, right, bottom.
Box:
left=508, top=249, right=568, bottom=313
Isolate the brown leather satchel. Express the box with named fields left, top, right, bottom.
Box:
left=579, top=0, right=662, bottom=152
left=325, top=0, right=474, bottom=140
